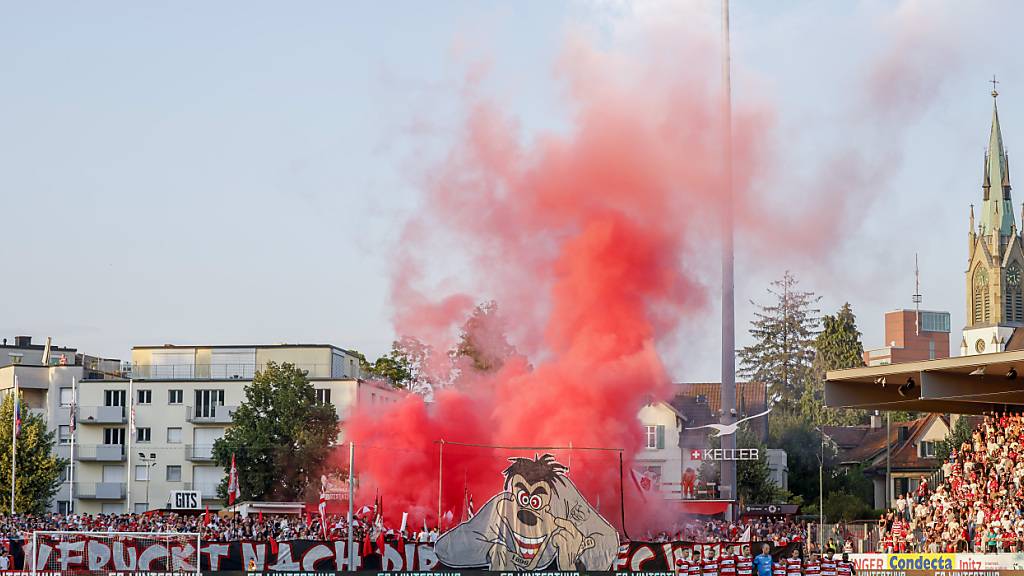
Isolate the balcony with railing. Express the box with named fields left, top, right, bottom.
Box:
left=184, top=444, right=216, bottom=462
left=76, top=405, right=127, bottom=425
left=77, top=444, right=127, bottom=462
left=185, top=405, right=237, bottom=424
left=129, top=363, right=335, bottom=380
left=75, top=482, right=126, bottom=500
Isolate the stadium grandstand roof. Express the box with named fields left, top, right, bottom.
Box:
left=826, top=348, right=1024, bottom=414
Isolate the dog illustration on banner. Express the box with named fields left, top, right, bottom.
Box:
left=434, top=453, right=618, bottom=570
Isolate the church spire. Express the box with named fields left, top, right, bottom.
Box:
left=981, top=77, right=1015, bottom=236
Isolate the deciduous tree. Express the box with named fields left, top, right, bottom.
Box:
left=213, top=362, right=338, bottom=503
left=0, top=392, right=64, bottom=513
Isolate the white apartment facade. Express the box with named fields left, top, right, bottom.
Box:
left=635, top=401, right=686, bottom=499
left=3, top=342, right=401, bottom=514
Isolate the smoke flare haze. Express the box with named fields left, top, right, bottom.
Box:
left=344, top=2, right=969, bottom=533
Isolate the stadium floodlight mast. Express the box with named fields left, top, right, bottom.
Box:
left=719, top=0, right=739, bottom=510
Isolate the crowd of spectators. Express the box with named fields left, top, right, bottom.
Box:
left=0, top=511, right=439, bottom=545
left=645, top=518, right=817, bottom=547
left=878, top=412, right=1024, bottom=553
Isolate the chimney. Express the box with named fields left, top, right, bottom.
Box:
left=870, top=414, right=882, bottom=429
left=14, top=336, right=31, bottom=347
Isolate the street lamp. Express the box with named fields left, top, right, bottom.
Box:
left=815, top=427, right=836, bottom=553
left=138, top=453, right=157, bottom=512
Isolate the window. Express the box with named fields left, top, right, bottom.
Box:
left=57, top=501, right=71, bottom=514
left=137, top=390, right=152, bottom=405
left=929, top=340, right=936, bottom=360
left=136, top=427, right=151, bottom=443
left=166, top=465, right=182, bottom=482
left=58, top=425, right=71, bottom=445
left=194, top=389, right=225, bottom=418
left=103, top=428, right=125, bottom=445
left=167, top=427, right=182, bottom=444
left=315, top=389, right=332, bottom=405
left=168, top=390, right=183, bottom=405
left=644, top=425, right=665, bottom=449
left=919, top=441, right=938, bottom=458
left=60, top=464, right=73, bottom=483
left=104, top=389, right=126, bottom=407
left=135, top=465, right=149, bottom=481
left=59, top=388, right=73, bottom=407
left=920, top=311, right=950, bottom=333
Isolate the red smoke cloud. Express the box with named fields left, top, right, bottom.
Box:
left=346, top=25, right=768, bottom=534
left=345, top=1, right=965, bottom=534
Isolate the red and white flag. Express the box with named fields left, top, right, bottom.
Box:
left=227, top=453, right=241, bottom=505
left=630, top=468, right=654, bottom=502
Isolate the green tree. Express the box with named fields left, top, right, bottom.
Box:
left=452, top=301, right=515, bottom=373
left=212, top=362, right=339, bottom=503
left=805, top=303, right=868, bottom=426
left=739, top=271, right=821, bottom=415
left=936, top=414, right=974, bottom=462
left=823, top=490, right=872, bottom=522
left=0, top=392, right=65, bottom=513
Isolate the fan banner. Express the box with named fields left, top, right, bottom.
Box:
left=12, top=536, right=798, bottom=572
left=434, top=453, right=619, bottom=570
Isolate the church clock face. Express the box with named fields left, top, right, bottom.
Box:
left=1009, top=263, right=1022, bottom=287
left=975, top=267, right=989, bottom=289
left=976, top=338, right=986, bottom=353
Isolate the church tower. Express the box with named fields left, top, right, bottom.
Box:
left=963, top=83, right=1024, bottom=355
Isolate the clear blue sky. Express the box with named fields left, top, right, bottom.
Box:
left=2, top=1, right=1023, bottom=380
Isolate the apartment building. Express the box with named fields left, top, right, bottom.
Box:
left=5, top=342, right=400, bottom=514
left=0, top=337, right=124, bottom=513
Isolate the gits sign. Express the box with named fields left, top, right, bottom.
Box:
left=169, top=490, right=201, bottom=509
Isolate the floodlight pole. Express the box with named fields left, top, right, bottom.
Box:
left=719, top=0, right=738, bottom=514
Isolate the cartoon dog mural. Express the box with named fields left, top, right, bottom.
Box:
left=434, top=453, right=619, bottom=570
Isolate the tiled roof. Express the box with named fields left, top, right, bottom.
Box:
left=671, top=382, right=767, bottom=416
left=671, top=382, right=769, bottom=443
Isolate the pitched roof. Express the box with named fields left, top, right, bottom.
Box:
left=671, top=382, right=767, bottom=417
left=826, top=414, right=944, bottom=472
left=671, top=382, right=769, bottom=442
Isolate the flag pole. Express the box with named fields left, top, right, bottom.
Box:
left=70, top=377, right=77, bottom=513
left=126, top=378, right=133, bottom=513
left=437, top=439, right=444, bottom=530
left=11, top=375, right=18, bottom=515
left=346, top=441, right=355, bottom=569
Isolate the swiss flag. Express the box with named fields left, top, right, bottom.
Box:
left=690, top=449, right=703, bottom=461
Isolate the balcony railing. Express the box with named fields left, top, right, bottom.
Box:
left=185, top=405, right=237, bottom=424
left=183, top=482, right=222, bottom=499
left=184, top=444, right=216, bottom=462
left=75, top=482, right=126, bottom=500
left=76, top=444, right=126, bottom=462
left=129, top=363, right=339, bottom=380
left=76, top=405, right=127, bottom=424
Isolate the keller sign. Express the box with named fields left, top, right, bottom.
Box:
left=689, top=448, right=760, bottom=461
left=169, top=490, right=201, bottom=510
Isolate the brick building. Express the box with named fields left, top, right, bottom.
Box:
left=863, top=309, right=951, bottom=366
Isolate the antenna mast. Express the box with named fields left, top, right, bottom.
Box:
left=912, top=253, right=922, bottom=335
